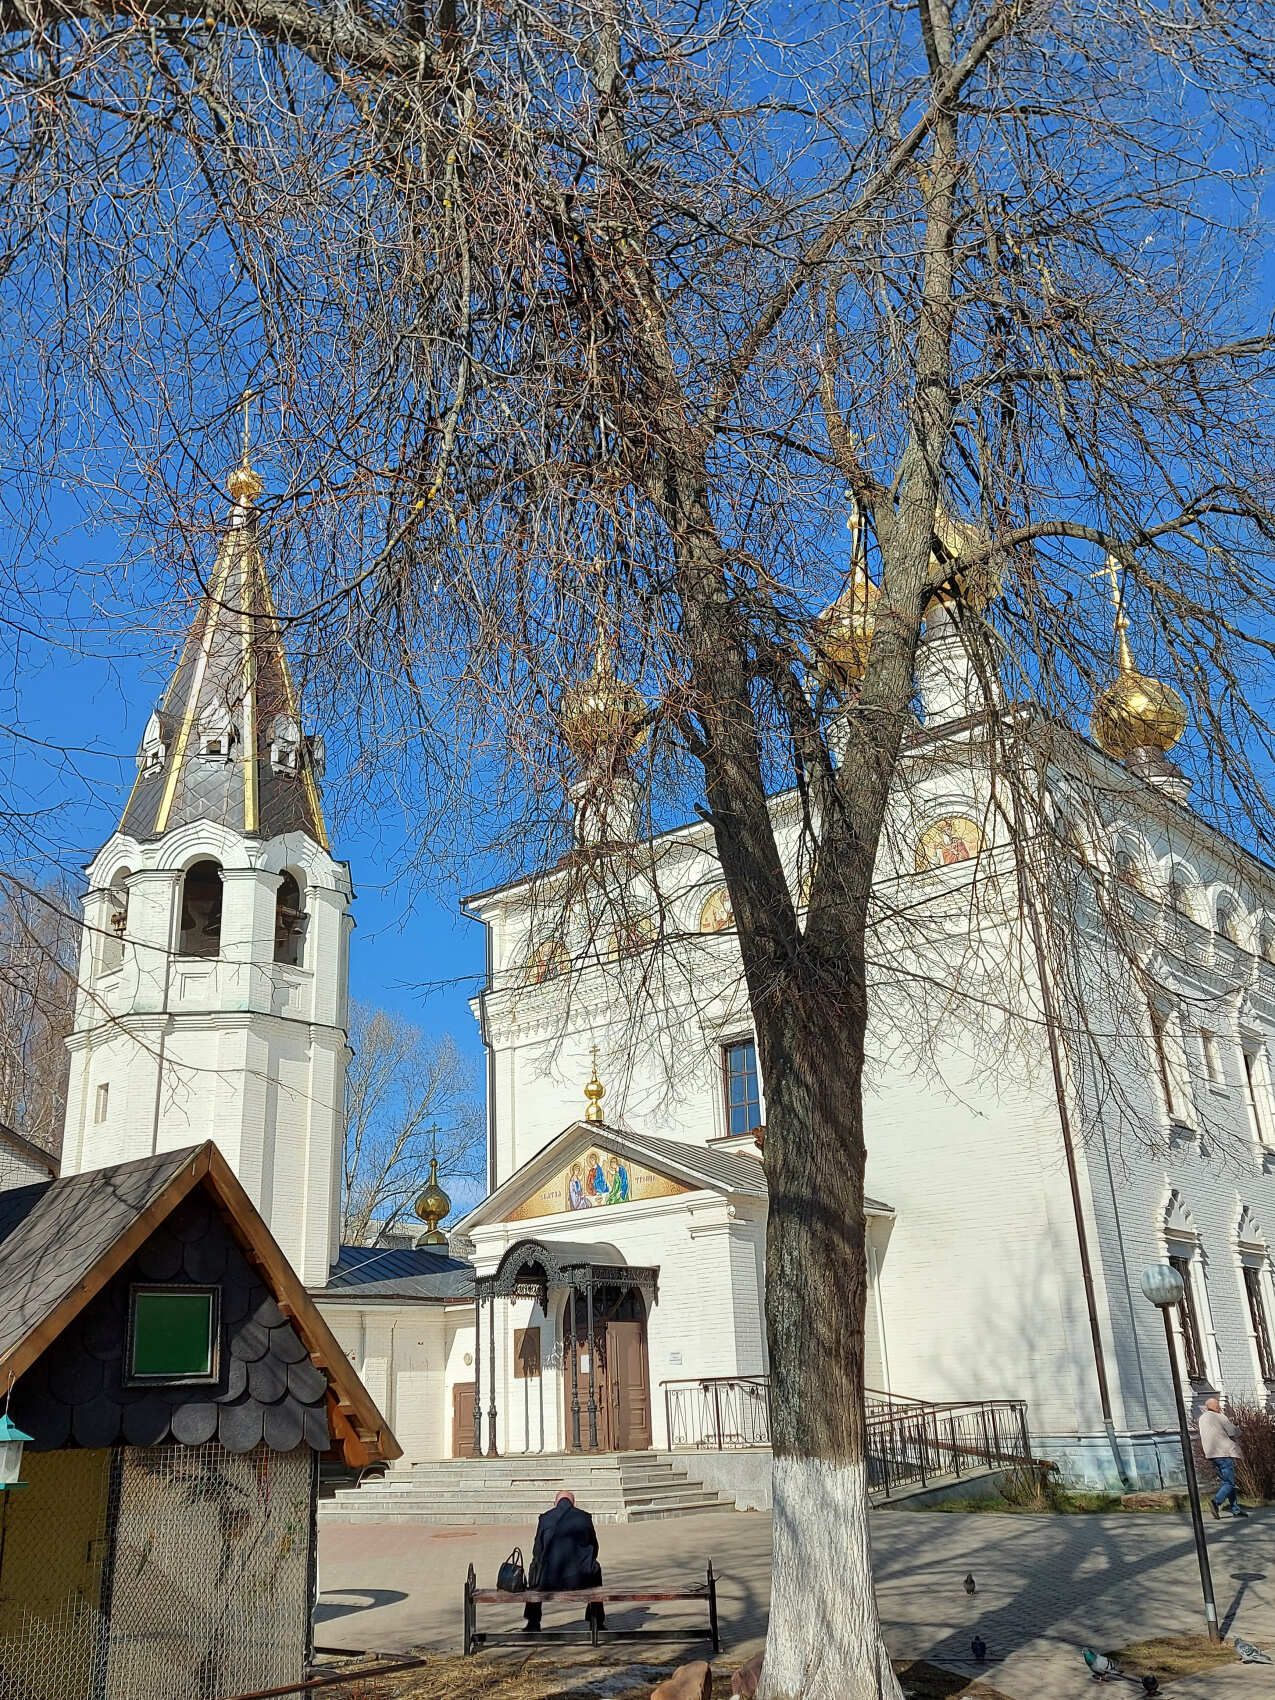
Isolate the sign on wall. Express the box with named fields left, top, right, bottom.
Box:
left=507, top=1149, right=689, bottom=1222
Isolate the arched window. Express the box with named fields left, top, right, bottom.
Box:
left=99, top=867, right=131, bottom=974
left=1114, top=851, right=1145, bottom=896
left=1262, top=926, right=1275, bottom=967
left=1216, top=899, right=1246, bottom=949
left=1167, top=870, right=1198, bottom=923
left=179, top=860, right=223, bottom=957
left=274, top=871, right=305, bottom=967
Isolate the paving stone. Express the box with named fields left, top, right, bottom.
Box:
left=318, top=1504, right=1275, bottom=1700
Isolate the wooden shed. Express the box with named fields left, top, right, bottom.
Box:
left=0, top=1141, right=398, bottom=1700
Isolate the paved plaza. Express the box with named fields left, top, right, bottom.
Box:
left=317, top=1504, right=1275, bottom=1697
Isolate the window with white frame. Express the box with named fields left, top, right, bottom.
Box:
left=1150, top=1002, right=1193, bottom=1125
left=721, top=1038, right=763, bottom=1137
left=1243, top=1042, right=1275, bottom=1148
left=1244, top=1264, right=1275, bottom=1382
left=1200, top=1029, right=1223, bottom=1086
left=1168, top=1248, right=1208, bottom=1383
left=1238, top=1210, right=1275, bottom=1382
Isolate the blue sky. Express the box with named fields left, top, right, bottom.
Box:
left=3, top=488, right=489, bottom=1068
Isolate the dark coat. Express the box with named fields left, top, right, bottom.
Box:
left=530, top=1499, right=602, bottom=1591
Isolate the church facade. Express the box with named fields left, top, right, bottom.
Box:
left=62, top=468, right=1275, bottom=1495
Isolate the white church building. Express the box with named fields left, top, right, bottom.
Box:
left=61, top=461, right=1275, bottom=1496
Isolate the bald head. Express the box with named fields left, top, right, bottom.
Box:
left=1206, top=1396, right=1221, bottom=1412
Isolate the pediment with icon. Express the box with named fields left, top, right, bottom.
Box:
left=507, top=1146, right=690, bottom=1223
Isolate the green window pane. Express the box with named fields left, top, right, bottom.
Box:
left=131, top=1290, right=215, bottom=1378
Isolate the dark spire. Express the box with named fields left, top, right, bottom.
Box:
left=118, top=456, right=329, bottom=849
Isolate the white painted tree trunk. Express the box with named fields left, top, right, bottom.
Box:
left=760, top=1457, right=903, bottom=1700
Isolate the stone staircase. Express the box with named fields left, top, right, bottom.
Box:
left=320, top=1452, right=738, bottom=1524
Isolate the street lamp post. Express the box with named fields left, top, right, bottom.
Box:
left=1140, top=1264, right=1220, bottom=1643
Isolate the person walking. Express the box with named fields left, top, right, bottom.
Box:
left=523, top=1490, right=606, bottom=1633
left=1198, top=1396, right=1248, bottom=1520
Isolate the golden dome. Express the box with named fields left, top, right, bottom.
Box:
left=814, top=502, right=880, bottom=691
left=414, top=1155, right=452, bottom=1246
left=584, top=1048, right=606, bottom=1125
left=559, top=630, right=647, bottom=766
left=815, top=565, right=882, bottom=691
left=924, top=505, right=999, bottom=619
left=1092, top=632, right=1187, bottom=759
left=228, top=461, right=264, bottom=505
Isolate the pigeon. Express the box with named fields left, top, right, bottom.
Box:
left=1235, top=1635, right=1273, bottom=1665
left=1082, top=1647, right=1119, bottom=1680
left=971, top=1635, right=987, bottom=1663
left=963, top=1572, right=976, bottom=1596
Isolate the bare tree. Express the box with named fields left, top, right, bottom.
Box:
left=0, top=878, right=79, bottom=1156
left=343, top=1001, right=483, bottom=1245
left=1, top=0, right=1274, bottom=1693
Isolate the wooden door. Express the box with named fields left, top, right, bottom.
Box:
left=561, top=1337, right=613, bottom=1452
left=452, top=1381, right=477, bottom=1457
left=606, top=1319, right=652, bottom=1451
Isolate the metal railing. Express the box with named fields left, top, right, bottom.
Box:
left=663, top=1376, right=771, bottom=1449
left=867, top=1396, right=1031, bottom=1498
left=662, top=1376, right=1030, bottom=1497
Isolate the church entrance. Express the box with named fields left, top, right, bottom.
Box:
left=562, top=1284, right=652, bottom=1453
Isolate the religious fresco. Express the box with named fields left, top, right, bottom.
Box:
left=698, top=888, right=734, bottom=933
left=506, top=1149, right=689, bottom=1222
left=915, top=815, right=984, bottom=872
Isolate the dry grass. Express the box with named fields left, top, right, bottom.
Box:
left=1109, top=1634, right=1238, bottom=1684
left=312, top=1651, right=1015, bottom=1700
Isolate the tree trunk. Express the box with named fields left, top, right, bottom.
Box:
left=756, top=986, right=901, bottom=1700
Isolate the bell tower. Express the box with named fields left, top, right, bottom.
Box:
left=62, top=452, right=351, bottom=1288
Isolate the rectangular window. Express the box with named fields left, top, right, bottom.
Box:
left=722, top=1039, right=762, bottom=1137
left=1244, top=1265, right=1275, bottom=1381
left=1244, top=1047, right=1272, bottom=1145
left=128, top=1286, right=219, bottom=1383
left=1151, top=1006, right=1190, bottom=1123
left=1169, top=1253, right=1206, bottom=1382
left=94, top=1083, right=110, bottom=1124
left=1201, top=1030, right=1221, bottom=1085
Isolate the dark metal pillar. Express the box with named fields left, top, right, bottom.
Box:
left=1162, top=1306, right=1219, bottom=1641
left=473, top=1285, right=483, bottom=1456
left=487, top=1286, right=499, bottom=1457
left=568, top=1287, right=582, bottom=1452
left=585, top=1281, right=599, bottom=1452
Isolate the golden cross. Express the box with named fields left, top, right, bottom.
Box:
left=241, top=387, right=254, bottom=465
left=1091, top=554, right=1127, bottom=631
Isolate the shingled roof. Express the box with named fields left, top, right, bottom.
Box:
left=0, top=1143, right=398, bottom=1469
left=318, top=1242, right=475, bottom=1302
left=117, top=466, right=327, bottom=848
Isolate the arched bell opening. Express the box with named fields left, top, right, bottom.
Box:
left=273, top=870, right=306, bottom=967
left=178, top=860, right=223, bottom=958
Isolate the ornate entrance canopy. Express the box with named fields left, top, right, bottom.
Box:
left=480, top=1236, right=659, bottom=1303
left=471, top=1238, right=660, bottom=1457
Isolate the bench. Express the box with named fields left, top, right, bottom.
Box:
left=463, top=1562, right=720, bottom=1655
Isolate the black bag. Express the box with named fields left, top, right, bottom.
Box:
left=497, top=1548, right=527, bottom=1593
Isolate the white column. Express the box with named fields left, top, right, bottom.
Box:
left=122, top=869, right=178, bottom=1014
left=218, top=866, right=280, bottom=1011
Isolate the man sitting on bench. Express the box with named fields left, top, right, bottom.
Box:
left=524, top=1490, right=606, bottom=1635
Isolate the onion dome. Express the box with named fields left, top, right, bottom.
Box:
left=1092, top=627, right=1187, bottom=759
left=814, top=502, right=881, bottom=692
left=228, top=460, right=264, bottom=506
left=559, top=629, right=648, bottom=768
left=414, top=1156, right=452, bottom=1247
left=583, top=1049, right=606, bottom=1125
left=924, top=505, right=999, bottom=618
left=815, top=562, right=882, bottom=692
